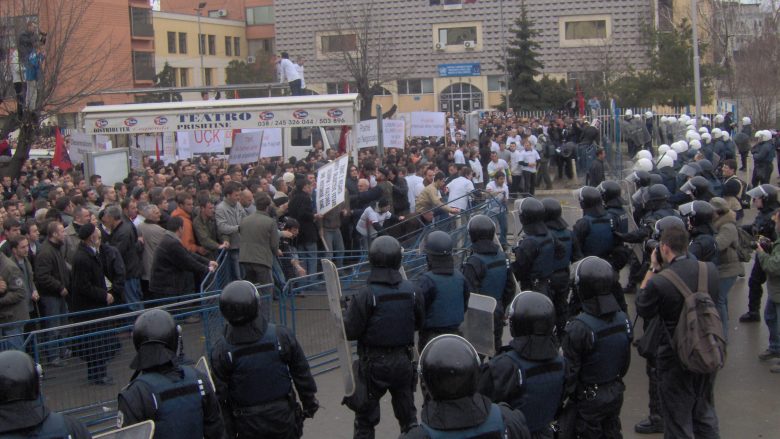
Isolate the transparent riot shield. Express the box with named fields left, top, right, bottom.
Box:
left=95, top=421, right=155, bottom=439
left=322, top=259, right=356, bottom=397
left=461, top=293, right=497, bottom=357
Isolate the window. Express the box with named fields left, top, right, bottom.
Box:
left=167, top=32, right=176, bottom=53
left=432, top=22, right=482, bottom=51
left=326, top=82, right=357, bottom=94
left=320, top=34, right=358, bottom=54
left=246, top=6, right=274, bottom=25
left=204, top=68, right=214, bottom=86
left=429, top=0, right=466, bottom=9
left=130, top=7, right=153, bottom=37
left=225, top=36, right=232, bottom=56
left=559, top=16, right=611, bottom=46
left=249, top=38, right=274, bottom=55
left=291, top=127, right=313, bottom=147
left=234, top=37, right=241, bottom=56
left=208, top=35, right=216, bottom=55
left=179, top=68, right=189, bottom=86
left=178, top=32, right=187, bottom=54
left=397, top=79, right=434, bottom=95
left=438, top=26, right=477, bottom=45
left=132, top=51, right=155, bottom=81
left=199, top=34, right=205, bottom=55
left=487, top=75, right=506, bottom=92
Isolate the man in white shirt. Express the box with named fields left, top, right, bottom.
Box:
left=278, top=52, right=302, bottom=96
left=405, top=164, right=425, bottom=212
left=508, top=142, right=524, bottom=195
left=470, top=154, right=484, bottom=189
left=446, top=167, right=475, bottom=211
left=295, top=57, right=306, bottom=90
left=487, top=151, right=511, bottom=185
left=453, top=144, right=467, bottom=166
left=485, top=171, right=510, bottom=247
left=517, top=139, right=541, bottom=195
left=505, top=129, right=522, bottom=148
left=356, top=199, right=393, bottom=249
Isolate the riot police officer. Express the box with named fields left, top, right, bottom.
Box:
left=751, top=130, right=775, bottom=187
left=573, top=186, right=616, bottom=261
left=741, top=184, right=780, bottom=322
left=680, top=200, right=720, bottom=264
left=417, top=231, right=470, bottom=353
left=0, top=350, right=92, bottom=438
left=513, top=198, right=560, bottom=296
left=542, top=198, right=580, bottom=334
left=463, top=215, right=517, bottom=352
left=562, top=257, right=632, bottom=439
left=479, top=292, right=565, bottom=439
left=117, top=309, right=225, bottom=439
left=210, top=280, right=319, bottom=439
left=401, top=335, right=531, bottom=439
left=343, top=235, right=424, bottom=438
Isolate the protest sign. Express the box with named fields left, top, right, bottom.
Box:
left=316, top=154, right=350, bottom=215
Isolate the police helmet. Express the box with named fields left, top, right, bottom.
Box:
left=666, top=150, right=678, bottom=161
left=711, top=128, right=723, bottom=139
left=689, top=140, right=702, bottom=151
left=572, top=256, right=615, bottom=299
left=369, top=235, right=402, bottom=269
left=577, top=186, right=602, bottom=210
left=657, top=144, right=670, bottom=155
left=680, top=176, right=711, bottom=198
left=541, top=198, right=563, bottom=222
left=679, top=162, right=702, bottom=178
left=701, top=133, right=712, bottom=142
left=219, top=280, right=260, bottom=326
left=627, top=170, right=652, bottom=187
left=680, top=200, right=714, bottom=227
left=132, top=309, right=179, bottom=352
left=635, top=150, right=652, bottom=161
left=597, top=181, right=622, bottom=203
left=419, top=335, right=480, bottom=401
left=652, top=216, right=686, bottom=240
left=425, top=231, right=453, bottom=256
left=657, top=155, right=674, bottom=169
left=697, top=159, right=714, bottom=174
left=743, top=117, right=752, bottom=125
left=0, top=351, right=40, bottom=404
left=722, top=132, right=731, bottom=141
left=649, top=174, right=663, bottom=186
left=643, top=184, right=670, bottom=204
left=468, top=214, right=495, bottom=242
left=508, top=291, right=556, bottom=338
left=633, top=158, right=654, bottom=173
left=698, top=127, right=709, bottom=134
left=519, top=197, right=545, bottom=225
left=747, top=184, right=778, bottom=201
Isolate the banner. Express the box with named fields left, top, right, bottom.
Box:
left=68, top=133, right=95, bottom=165
left=229, top=131, right=263, bottom=165
left=410, top=111, right=446, bottom=137
left=176, top=130, right=231, bottom=154
left=356, top=120, right=378, bottom=149
left=258, top=128, right=282, bottom=158
left=316, top=154, right=349, bottom=215
left=382, top=120, right=405, bottom=149
left=136, top=133, right=175, bottom=153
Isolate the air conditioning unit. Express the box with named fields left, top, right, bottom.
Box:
left=463, top=40, right=476, bottom=49
left=217, top=9, right=228, bottom=17
left=246, top=56, right=256, bottom=64
left=434, top=42, right=445, bottom=51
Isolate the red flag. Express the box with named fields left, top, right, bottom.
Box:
left=338, top=126, right=350, bottom=154
left=155, top=135, right=161, bottom=161
left=52, top=127, right=72, bottom=171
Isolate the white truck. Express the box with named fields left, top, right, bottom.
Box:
left=79, top=94, right=361, bottom=162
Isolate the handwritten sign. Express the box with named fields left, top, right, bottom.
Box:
left=410, top=112, right=446, bottom=137
left=316, top=154, right=350, bottom=214
left=356, top=120, right=378, bottom=149
left=68, top=132, right=95, bottom=164
left=383, top=120, right=405, bottom=149
left=229, top=131, right=263, bottom=165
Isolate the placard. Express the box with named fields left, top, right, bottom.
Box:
left=68, top=132, right=95, bottom=165
left=258, top=128, right=282, bottom=158
left=177, top=130, right=231, bottom=154
left=229, top=131, right=262, bottom=165
left=316, top=155, right=349, bottom=214
left=383, top=120, right=405, bottom=149
left=356, top=120, right=378, bottom=149
left=410, top=112, right=446, bottom=137
left=130, top=147, right=145, bottom=170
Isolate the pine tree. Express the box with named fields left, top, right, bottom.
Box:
left=502, top=0, right=544, bottom=110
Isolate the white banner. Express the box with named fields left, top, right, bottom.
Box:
left=68, top=132, right=95, bottom=164
left=258, top=128, right=282, bottom=158
left=177, top=130, right=231, bottom=154
left=316, top=154, right=350, bottom=215
left=229, top=131, right=263, bottom=165
left=448, top=117, right=456, bottom=140
left=356, top=120, right=378, bottom=149
left=410, top=111, right=446, bottom=137
left=383, top=120, right=405, bottom=149
left=135, top=133, right=175, bottom=153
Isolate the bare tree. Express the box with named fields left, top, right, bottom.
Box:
left=1, top=0, right=124, bottom=177
left=735, top=32, right=780, bottom=127
left=324, top=0, right=410, bottom=121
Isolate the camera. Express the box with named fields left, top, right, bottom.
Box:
left=645, top=239, right=659, bottom=252
left=755, top=236, right=772, bottom=252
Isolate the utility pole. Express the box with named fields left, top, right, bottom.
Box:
left=376, top=104, right=384, bottom=159
left=691, top=0, right=703, bottom=119
left=499, top=0, right=509, bottom=111
left=196, top=2, right=207, bottom=87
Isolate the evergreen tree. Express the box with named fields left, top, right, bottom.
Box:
left=502, top=0, right=543, bottom=110
left=143, top=62, right=181, bottom=103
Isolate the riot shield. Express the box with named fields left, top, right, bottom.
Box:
left=462, top=293, right=497, bottom=357
left=322, top=259, right=356, bottom=397
left=95, top=421, right=155, bottom=439
left=626, top=208, right=643, bottom=261
left=195, top=356, right=216, bottom=392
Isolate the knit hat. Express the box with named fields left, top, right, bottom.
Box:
left=78, top=222, right=96, bottom=240
left=709, top=197, right=731, bottom=215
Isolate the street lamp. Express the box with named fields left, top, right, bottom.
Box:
left=195, top=2, right=207, bottom=87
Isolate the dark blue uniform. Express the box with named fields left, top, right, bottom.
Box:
left=513, top=230, right=557, bottom=293
left=573, top=213, right=615, bottom=260
left=417, top=270, right=470, bottom=352
left=0, top=402, right=91, bottom=439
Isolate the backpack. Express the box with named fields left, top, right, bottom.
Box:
left=658, top=262, right=726, bottom=374
left=735, top=226, right=756, bottom=263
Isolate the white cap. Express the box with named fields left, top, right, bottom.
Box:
left=668, top=116, right=678, bottom=124
left=701, top=133, right=711, bottom=141
left=689, top=139, right=701, bottom=150
left=722, top=132, right=730, bottom=141
left=645, top=111, right=653, bottom=118
left=625, top=109, right=633, bottom=117
left=635, top=150, right=653, bottom=161
left=658, top=155, right=674, bottom=169
left=711, top=128, right=723, bottom=139
left=660, top=116, right=669, bottom=123
left=666, top=149, right=678, bottom=161
left=714, top=114, right=725, bottom=123
left=633, top=158, right=654, bottom=172
left=698, top=127, right=708, bottom=134
left=658, top=144, right=670, bottom=154
left=742, top=117, right=752, bottom=125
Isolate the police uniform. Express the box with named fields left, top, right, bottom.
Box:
left=744, top=197, right=779, bottom=320
left=417, top=269, right=470, bottom=353
left=573, top=210, right=615, bottom=260
left=688, top=225, right=720, bottom=264
left=343, top=265, right=424, bottom=438
left=542, top=198, right=581, bottom=335
left=210, top=321, right=318, bottom=439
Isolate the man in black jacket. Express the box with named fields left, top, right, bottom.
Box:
left=102, top=205, right=143, bottom=309
left=148, top=217, right=217, bottom=301
left=287, top=180, right=319, bottom=283
left=33, top=221, right=71, bottom=365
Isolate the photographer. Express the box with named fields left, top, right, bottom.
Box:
left=741, top=184, right=779, bottom=323
left=754, top=208, right=780, bottom=373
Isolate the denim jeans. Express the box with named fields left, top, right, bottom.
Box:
left=0, top=323, right=24, bottom=351
left=765, top=298, right=780, bottom=353
left=494, top=210, right=508, bottom=247
left=323, top=229, right=345, bottom=265
left=124, top=277, right=143, bottom=311
left=297, top=242, right=318, bottom=281
left=225, top=249, right=242, bottom=284
left=38, top=295, right=68, bottom=361
left=717, top=276, right=736, bottom=340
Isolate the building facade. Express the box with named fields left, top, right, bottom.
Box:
left=274, top=0, right=653, bottom=113
left=153, top=10, right=247, bottom=96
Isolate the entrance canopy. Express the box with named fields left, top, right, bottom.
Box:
left=81, top=94, right=360, bottom=135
